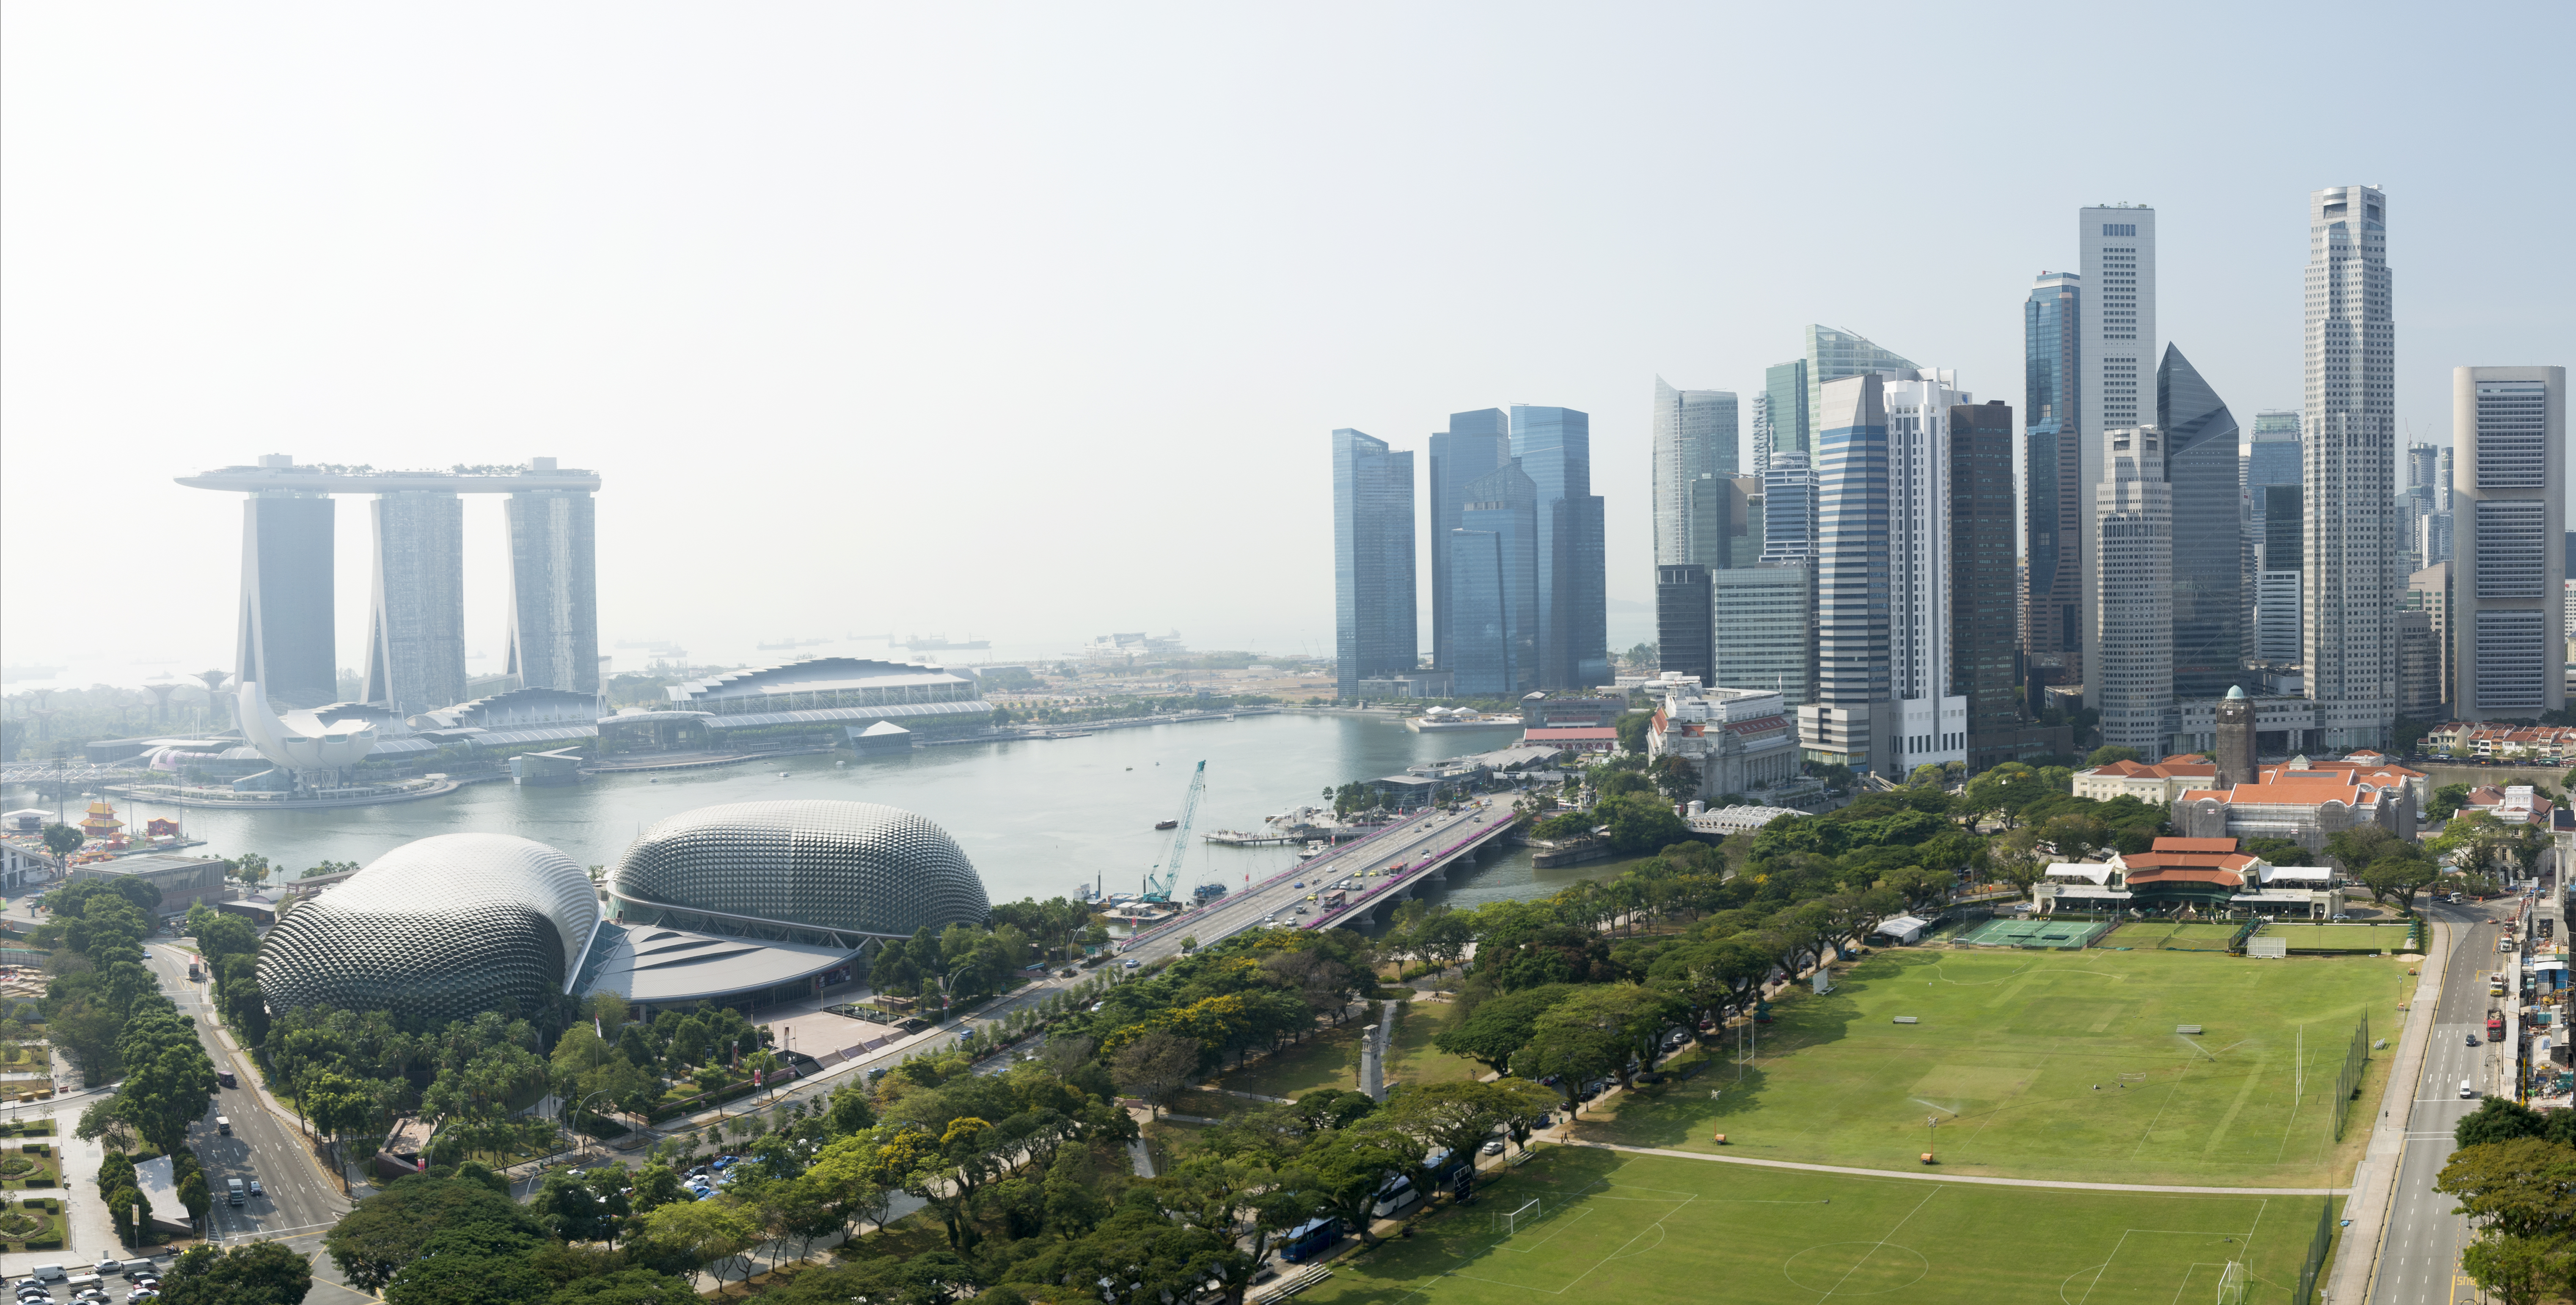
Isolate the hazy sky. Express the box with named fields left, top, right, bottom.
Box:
left=5, top=2, right=2570, bottom=687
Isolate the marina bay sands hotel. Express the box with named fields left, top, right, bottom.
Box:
left=178, top=456, right=601, bottom=713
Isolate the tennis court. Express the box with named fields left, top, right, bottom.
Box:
left=2115, top=921, right=2246, bottom=952
left=1952, top=916, right=2111, bottom=949
left=2258, top=922, right=2419, bottom=954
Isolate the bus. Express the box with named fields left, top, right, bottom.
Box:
left=1371, top=1175, right=1419, bottom=1218
left=1278, top=1217, right=1340, bottom=1263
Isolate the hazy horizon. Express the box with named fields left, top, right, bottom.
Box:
left=6, top=2, right=2569, bottom=692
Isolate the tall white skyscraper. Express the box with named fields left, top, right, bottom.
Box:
left=1650, top=379, right=1738, bottom=566
left=2450, top=366, right=2567, bottom=719
left=2076, top=206, right=2155, bottom=711
left=2299, top=185, right=2397, bottom=749
left=1883, top=371, right=1972, bottom=773
left=2095, top=426, right=2174, bottom=754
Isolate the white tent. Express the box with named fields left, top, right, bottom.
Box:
left=1874, top=915, right=1931, bottom=944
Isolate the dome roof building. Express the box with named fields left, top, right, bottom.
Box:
left=256, top=833, right=600, bottom=1028
left=606, top=800, right=989, bottom=942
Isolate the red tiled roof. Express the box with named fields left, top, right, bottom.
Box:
left=2123, top=866, right=2245, bottom=889
left=2152, top=837, right=2240, bottom=853
left=2123, top=851, right=2258, bottom=874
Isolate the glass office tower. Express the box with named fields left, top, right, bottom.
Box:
left=1759, top=453, right=1816, bottom=563
left=1509, top=405, right=1609, bottom=688
left=1427, top=409, right=1511, bottom=674
left=1655, top=564, right=1713, bottom=689
left=1715, top=564, right=1813, bottom=705
left=2024, top=273, right=2082, bottom=672
left=1332, top=429, right=1418, bottom=699
left=1804, top=326, right=1917, bottom=455
left=2248, top=410, right=2304, bottom=662
left=1799, top=373, right=1895, bottom=772
left=2158, top=345, right=2244, bottom=698
left=1763, top=361, right=1808, bottom=463
left=1951, top=401, right=2022, bottom=767
left=1450, top=459, right=1538, bottom=696
left=1651, top=381, right=1739, bottom=566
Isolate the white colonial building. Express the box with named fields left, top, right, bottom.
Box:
left=1647, top=682, right=1798, bottom=801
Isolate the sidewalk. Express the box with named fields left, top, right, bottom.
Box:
left=2323, top=914, right=2448, bottom=1305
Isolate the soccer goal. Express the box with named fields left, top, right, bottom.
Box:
left=1494, top=1198, right=1543, bottom=1236
left=2215, top=1260, right=2247, bottom=1305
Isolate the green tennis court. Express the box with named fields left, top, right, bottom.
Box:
left=1952, top=917, right=2111, bottom=949
left=2116, top=921, right=2246, bottom=952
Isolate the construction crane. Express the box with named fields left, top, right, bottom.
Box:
left=1141, top=760, right=1207, bottom=903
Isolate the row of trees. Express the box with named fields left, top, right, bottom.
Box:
left=2436, top=1100, right=2576, bottom=1304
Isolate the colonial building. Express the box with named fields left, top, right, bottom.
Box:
left=1646, top=683, right=1799, bottom=801
left=2071, top=754, right=2216, bottom=804
left=2034, top=837, right=2336, bottom=917
left=2170, top=763, right=2414, bottom=854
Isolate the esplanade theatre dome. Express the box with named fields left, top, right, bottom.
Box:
left=257, top=833, right=600, bottom=1029
left=608, top=801, right=989, bottom=939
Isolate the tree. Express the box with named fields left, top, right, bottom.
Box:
left=2436, top=1138, right=2576, bottom=1241
left=1598, top=793, right=1688, bottom=855
left=1110, top=1029, right=1203, bottom=1115
left=1650, top=754, right=1700, bottom=802
left=1297, top=1124, right=1422, bottom=1247
left=383, top=1253, right=553, bottom=1305
left=1614, top=713, right=1652, bottom=754
left=532, top=1168, right=616, bottom=1244
left=639, top=1195, right=761, bottom=1288
left=2460, top=1232, right=2563, bottom=1305
left=176, top=1170, right=211, bottom=1229
left=1510, top=1017, right=1625, bottom=1115
left=1377, top=1079, right=1559, bottom=1167
left=158, top=1240, right=314, bottom=1305
left=325, top=1174, right=545, bottom=1294
left=2357, top=847, right=2437, bottom=915
left=1434, top=985, right=1573, bottom=1076
left=41, top=823, right=84, bottom=860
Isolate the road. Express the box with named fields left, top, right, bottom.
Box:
left=141, top=943, right=351, bottom=1244
left=1118, top=799, right=1518, bottom=965
left=2367, top=900, right=2502, bottom=1305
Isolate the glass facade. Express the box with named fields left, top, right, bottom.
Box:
left=1332, top=429, right=1418, bottom=699
left=1714, top=563, right=1811, bottom=706
left=505, top=490, right=600, bottom=694
left=1508, top=406, right=1608, bottom=688
left=1759, top=453, right=1815, bottom=563
left=1950, top=402, right=2021, bottom=760
left=1654, top=564, right=1712, bottom=689
left=1450, top=459, right=1538, bottom=696
left=1813, top=374, right=1891, bottom=706
left=2158, top=346, right=2244, bottom=697
left=1426, top=409, right=1510, bottom=673
left=2023, top=273, right=2081, bottom=669
left=1651, top=380, right=1738, bottom=566
left=237, top=492, right=339, bottom=709
left=1764, top=360, right=1808, bottom=461
left=258, top=833, right=600, bottom=1030
left=1804, top=325, right=1917, bottom=454
left=363, top=490, right=468, bottom=716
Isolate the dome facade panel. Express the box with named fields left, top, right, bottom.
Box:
left=610, top=801, right=989, bottom=938
left=256, top=833, right=599, bottom=1029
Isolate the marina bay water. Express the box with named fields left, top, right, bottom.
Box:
left=22, top=713, right=1644, bottom=916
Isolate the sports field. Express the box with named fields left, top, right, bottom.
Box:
left=1585, top=947, right=2396, bottom=1187
left=1951, top=916, right=2111, bottom=949
left=1300, top=1148, right=2334, bottom=1305
left=2257, top=922, right=2418, bottom=954
left=2117, top=921, right=2245, bottom=952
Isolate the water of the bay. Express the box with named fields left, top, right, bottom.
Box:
left=11, top=714, right=1644, bottom=918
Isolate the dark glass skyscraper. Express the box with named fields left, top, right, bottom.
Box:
left=2158, top=345, right=2244, bottom=698
left=1509, top=405, right=1608, bottom=688
left=1332, top=429, right=1417, bottom=699
left=2023, top=273, right=2081, bottom=673
left=1951, top=401, right=2022, bottom=767
left=1450, top=459, right=1538, bottom=696
left=1763, top=361, right=1808, bottom=464
left=1654, top=564, right=1713, bottom=690
left=1426, top=409, right=1510, bottom=674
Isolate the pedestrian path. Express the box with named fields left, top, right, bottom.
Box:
left=1545, top=1139, right=2350, bottom=1196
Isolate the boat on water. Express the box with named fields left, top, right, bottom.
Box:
left=1154, top=818, right=1180, bottom=830
left=1404, top=706, right=1522, bottom=732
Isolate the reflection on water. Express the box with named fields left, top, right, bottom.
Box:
left=9, top=714, right=1640, bottom=917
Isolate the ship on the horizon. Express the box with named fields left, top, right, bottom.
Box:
left=903, top=634, right=991, bottom=652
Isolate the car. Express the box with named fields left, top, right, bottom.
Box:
left=1291, top=906, right=1307, bottom=915
left=246, top=1179, right=263, bottom=1197
left=1293, top=882, right=1306, bottom=889
left=1122, top=959, right=1139, bottom=969
left=2469, top=1032, right=2482, bottom=1046
left=1481, top=1140, right=1505, bottom=1156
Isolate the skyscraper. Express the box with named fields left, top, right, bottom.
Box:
left=1685, top=474, right=1762, bottom=570
left=2077, top=206, right=2156, bottom=713
left=1427, top=409, right=1511, bottom=672
left=1804, top=326, right=1917, bottom=451
left=2095, top=426, right=2174, bottom=754
left=1798, top=369, right=1971, bottom=776
left=1654, top=564, right=1712, bottom=690
left=236, top=488, right=338, bottom=708
left=1331, top=429, right=1417, bottom=699
left=1748, top=393, right=1773, bottom=474
left=1509, top=405, right=1608, bottom=688
left=2405, top=562, right=2452, bottom=712
left=2248, top=410, right=2304, bottom=663
left=363, top=490, right=467, bottom=716
left=504, top=482, right=600, bottom=694
left=1951, top=401, right=2023, bottom=769
left=2301, top=185, right=2397, bottom=749
left=1763, top=361, right=1808, bottom=464
left=2024, top=272, right=2082, bottom=676
left=1651, top=381, right=1739, bottom=566
left=1759, top=454, right=1816, bottom=563
left=2158, top=345, right=2243, bottom=697
left=2450, top=366, right=2567, bottom=719
left=1450, top=459, right=1538, bottom=697
left=1714, top=564, right=1812, bottom=706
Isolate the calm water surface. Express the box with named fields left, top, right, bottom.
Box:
left=13, top=714, right=1641, bottom=915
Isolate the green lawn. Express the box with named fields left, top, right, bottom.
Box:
left=1217, top=1000, right=1481, bottom=1101
left=1302, top=1148, right=2334, bottom=1305
left=2259, top=922, right=2419, bottom=954
left=2113, top=921, right=2245, bottom=951
left=1581, top=947, right=2396, bottom=1187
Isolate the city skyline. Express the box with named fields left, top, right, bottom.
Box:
left=4, top=5, right=2571, bottom=685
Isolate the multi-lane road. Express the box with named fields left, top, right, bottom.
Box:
left=1117, top=799, right=1519, bottom=965
left=141, top=942, right=350, bottom=1244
